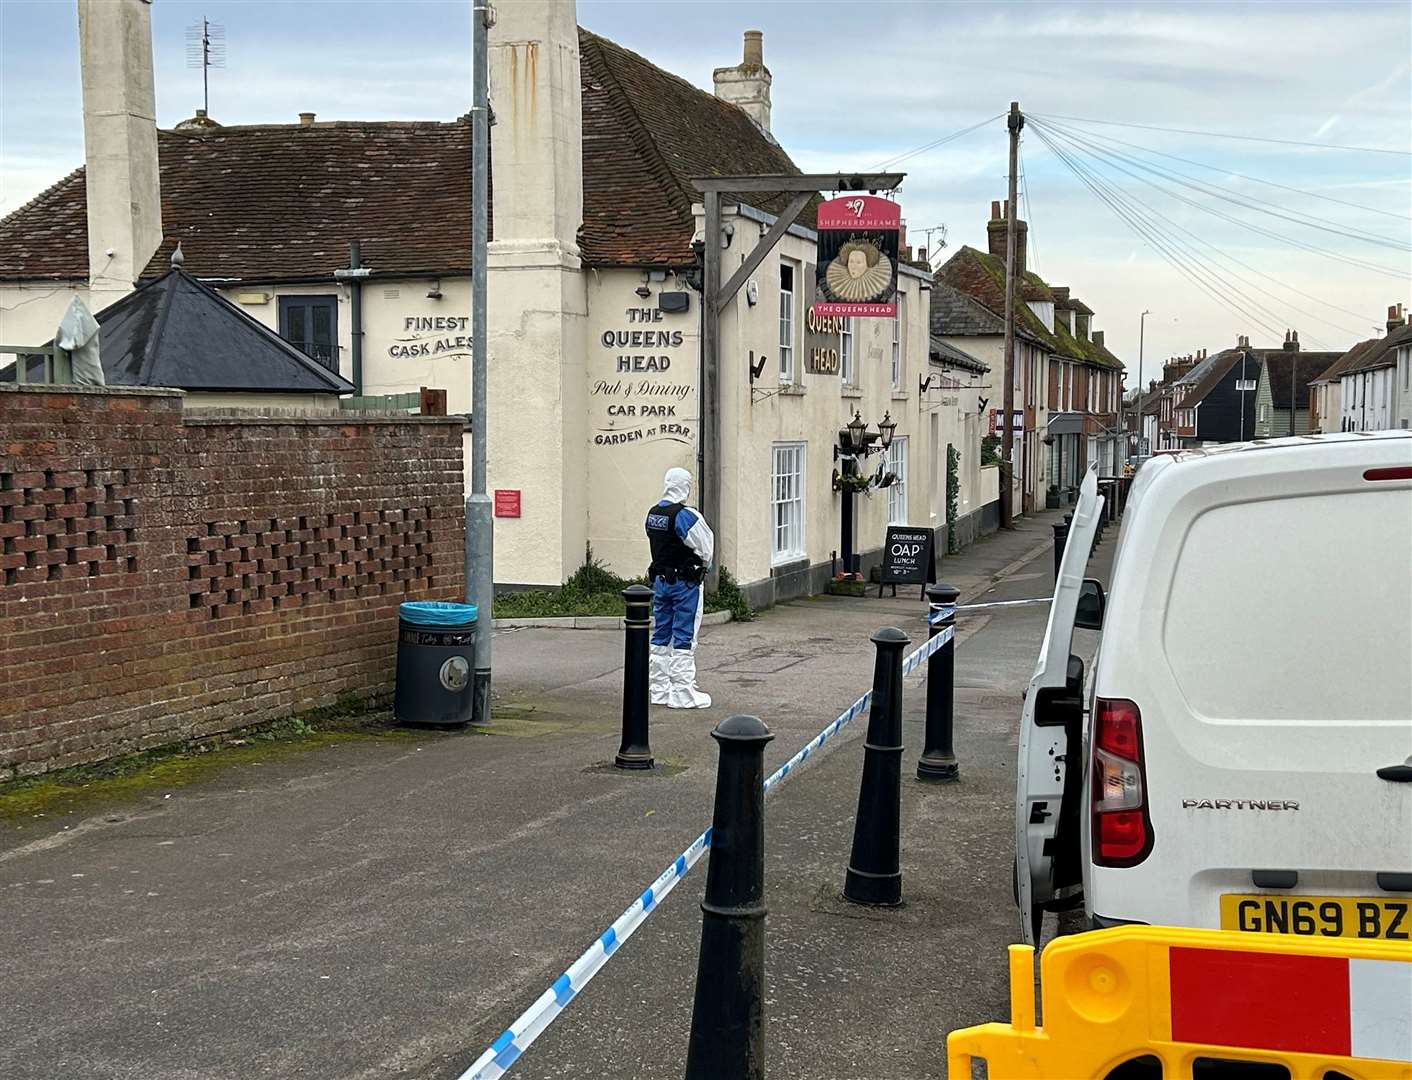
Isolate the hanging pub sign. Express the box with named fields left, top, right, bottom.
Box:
left=812, top=195, right=901, bottom=318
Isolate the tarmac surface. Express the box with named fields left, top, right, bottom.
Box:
left=0, top=507, right=1113, bottom=1080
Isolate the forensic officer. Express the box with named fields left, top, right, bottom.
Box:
left=645, top=467, right=714, bottom=709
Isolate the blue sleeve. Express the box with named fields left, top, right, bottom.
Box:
left=675, top=507, right=699, bottom=540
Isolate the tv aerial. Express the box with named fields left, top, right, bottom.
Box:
left=185, top=17, right=226, bottom=116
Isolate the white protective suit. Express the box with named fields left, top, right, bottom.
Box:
left=647, top=467, right=715, bottom=709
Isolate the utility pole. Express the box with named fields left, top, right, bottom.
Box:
left=1000, top=101, right=1023, bottom=529
left=467, top=1, right=493, bottom=725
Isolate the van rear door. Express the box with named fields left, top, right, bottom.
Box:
left=1092, top=437, right=1412, bottom=937
left=1016, top=468, right=1103, bottom=946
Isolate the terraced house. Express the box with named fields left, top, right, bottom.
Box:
left=931, top=202, right=1125, bottom=510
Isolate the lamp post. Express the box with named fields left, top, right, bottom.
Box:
left=1134, top=309, right=1150, bottom=461
left=836, top=411, right=894, bottom=578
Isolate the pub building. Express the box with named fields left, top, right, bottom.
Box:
left=0, top=0, right=996, bottom=604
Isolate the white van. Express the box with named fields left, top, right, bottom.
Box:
left=1017, top=433, right=1412, bottom=946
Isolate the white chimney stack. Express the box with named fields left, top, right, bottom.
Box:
left=79, top=0, right=163, bottom=301
left=713, top=30, right=772, bottom=135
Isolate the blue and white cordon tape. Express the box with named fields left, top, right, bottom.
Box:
left=457, top=627, right=951, bottom=1080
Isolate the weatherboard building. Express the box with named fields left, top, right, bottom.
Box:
left=0, top=0, right=997, bottom=600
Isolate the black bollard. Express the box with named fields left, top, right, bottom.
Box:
left=1052, top=520, right=1069, bottom=580
left=684, top=715, right=773, bottom=1080
left=615, top=584, right=654, bottom=770
left=844, top=627, right=910, bottom=905
left=916, top=585, right=960, bottom=783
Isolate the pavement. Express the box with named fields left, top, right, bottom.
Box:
left=0, top=507, right=1114, bottom=1080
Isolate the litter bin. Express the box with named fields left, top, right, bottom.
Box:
left=394, top=601, right=479, bottom=726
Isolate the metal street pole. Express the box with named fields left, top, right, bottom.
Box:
left=1001, top=101, right=1023, bottom=529
left=467, top=1, right=493, bottom=725
left=1135, top=309, right=1149, bottom=458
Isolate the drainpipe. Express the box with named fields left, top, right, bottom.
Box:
left=348, top=241, right=363, bottom=393
left=334, top=241, right=370, bottom=391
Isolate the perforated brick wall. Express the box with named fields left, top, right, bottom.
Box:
left=0, top=386, right=465, bottom=779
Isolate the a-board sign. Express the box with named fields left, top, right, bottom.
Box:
left=880, top=525, right=936, bottom=597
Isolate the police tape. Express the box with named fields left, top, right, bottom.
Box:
left=927, top=597, right=1051, bottom=623
left=455, top=828, right=713, bottom=1080
left=457, top=624, right=954, bottom=1080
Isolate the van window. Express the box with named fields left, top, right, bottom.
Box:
left=1162, top=490, right=1412, bottom=722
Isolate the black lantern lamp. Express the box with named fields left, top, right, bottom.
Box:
left=846, top=410, right=868, bottom=452
left=877, top=411, right=897, bottom=450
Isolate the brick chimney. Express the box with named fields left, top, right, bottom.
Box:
left=1282, top=329, right=1300, bottom=352
left=1389, top=304, right=1406, bottom=332
left=1093, top=330, right=1105, bottom=348
left=713, top=31, right=772, bottom=135
left=986, top=199, right=1028, bottom=276
left=79, top=0, right=163, bottom=302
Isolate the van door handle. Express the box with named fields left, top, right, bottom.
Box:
left=1375, top=763, right=1412, bottom=782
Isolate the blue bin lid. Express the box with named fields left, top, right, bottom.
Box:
left=400, top=601, right=479, bottom=627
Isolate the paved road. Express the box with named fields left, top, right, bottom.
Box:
left=0, top=509, right=1113, bottom=1079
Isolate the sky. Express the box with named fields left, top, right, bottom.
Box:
left=1, top=0, right=1409, bottom=367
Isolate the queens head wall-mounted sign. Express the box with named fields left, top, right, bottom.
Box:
left=813, top=195, right=900, bottom=319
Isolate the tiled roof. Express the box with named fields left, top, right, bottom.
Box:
left=929, top=280, right=1006, bottom=337
left=0, top=27, right=809, bottom=281
left=579, top=30, right=813, bottom=266
left=936, top=246, right=1123, bottom=370
left=0, top=123, right=474, bottom=282
left=1175, top=348, right=1250, bottom=410
left=928, top=335, right=989, bottom=374
left=1, top=268, right=354, bottom=392
left=1260, top=350, right=1343, bottom=409
left=1330, top=324, right=1412, bottom=377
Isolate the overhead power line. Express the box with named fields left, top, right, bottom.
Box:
left=1032, top=123, right=1368, bottom=341
left=873, top=114, right=1004, bottom=171
left=1018, top=139, right=1040, bottom=277
left=1032, top=124, right=1339, bottom=346
left=1038, top=118, right=1409, bottom=253
left=1030, top=118, right=1410, bottom=279
left=1032, top=112, right=1412, bottom=157
left=1032, top=121, right=1411, bottom=224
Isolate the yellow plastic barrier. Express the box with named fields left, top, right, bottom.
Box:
left=947, top=926, right=1412, bottom=1080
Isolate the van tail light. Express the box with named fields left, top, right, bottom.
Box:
left=1092, top=697, right=1154, bottom=867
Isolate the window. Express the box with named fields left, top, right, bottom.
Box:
left=779, top=261, right=796, bottom=383
left=278, top=295, right=339, bottom=370
left=891, top=295, right=904, bottom=389
left=886, top=436, right=908, bottom=524
left=840, top=318, right=854, bottom=385
left=771, top=443, right=805, bottom=563
left=1258, top=404, right=1268, bottom=423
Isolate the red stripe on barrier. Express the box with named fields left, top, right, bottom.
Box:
left=1170, top=946, right=1351, bottom=1056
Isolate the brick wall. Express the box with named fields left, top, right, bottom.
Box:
left=1, top=385, right=465, bottom=779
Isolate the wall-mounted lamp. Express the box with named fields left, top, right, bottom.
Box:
left=635, top=284, right=651, bottom=299
left=426, top=279, right=443, bottom=300
left=745, top=279, right=758, bottom=307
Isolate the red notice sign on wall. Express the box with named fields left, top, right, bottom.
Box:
left=494, top=490, right=521, bottom=518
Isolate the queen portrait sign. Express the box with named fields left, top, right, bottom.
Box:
left=812, top=195, right=901, bottom=318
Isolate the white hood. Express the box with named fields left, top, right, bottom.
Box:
left=661, top=467, right=691, bottom=504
